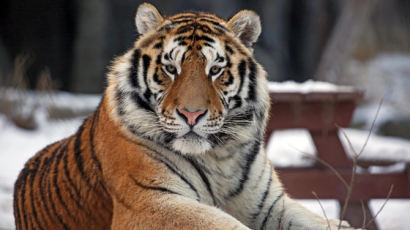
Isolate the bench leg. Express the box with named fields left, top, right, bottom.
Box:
left=339, top=201, right=379, bottom=230
left=310, top=130, right=352, bottom=168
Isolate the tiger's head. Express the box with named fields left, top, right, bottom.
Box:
left=107, top=3, right=270, bottom=154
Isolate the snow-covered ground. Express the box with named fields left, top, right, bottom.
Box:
left=1, top=83, right=410, bottom=229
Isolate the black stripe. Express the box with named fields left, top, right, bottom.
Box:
left=142, top=54, right=152, bottom=102
left=74, top=123, right=91, bottom=188
left=29, top=159, right=45, bottom=230
left=144, top=148, right=200, bottom=201
left=237, top=60, right=247, bottom=95
left=13, top=180, right=22, bottom=230
left=53, top=142, right=77, bottom=221
left=230, top=95, right=242, bottom=110
left=131, top=91, right=155, bottom=113
left=193, top=35, right=215, bottom=43
left=130, top=176, right=181, bottom=195
left=227, top=141, right=261, bottom=198
left=176, top=25, right=194, bottom=34
left=252, top=169, right=272, bottom=221
left=72, top=116, right=110, bottom=213
left=89, top=109, right=103, bottom=172
left=178, top=41, right=187, bottom=46
left=172, top=19, right=194, bottom=24
left=129, top=49, right=141, bottom=88
left=153, top=41, right=163, bottom=49
left=261, top=192, right=284, bottom=230
left=247, top=58, right=258, bottom=101
left=62, top=139, right=103, bottom=222
left=155, top=55, right=162, bottom=65
left=142, top=54, right=151, bottom=79
left=73, top=121, right=109, bottom=207
left=32, top=145, right=62, bottom=228
left=215, top=53, right=224, bottom=62
left=47, top=181, right=70, bottom=230
left=181, top=51, right=187, bottom=63
left=153, top=68, right=163, bottom=85
left=198, top=18, right=228, bottom=30
left=63, top=153, right=96, bottom=222
left=225, top=44, right=234, bottom=54
left=224, top=70, right=234, bottom=86
left=45, top=143, right=70, bottom=230
left=37, top=155, right=54, bottom=227
left=185, top=157, right=216, bottom=205
left=198, top=24, right=212, bottom=33
left=204, top=42, right=214, bottom=48
left=174, top=36, right=189, bottom=42
left=18, top=168, right=29, bottom=229
left=164, top=53, right=170, bottom=61
left=63, top=152, right=82, bottom=203
left=171, top=14, right=196, bottom=20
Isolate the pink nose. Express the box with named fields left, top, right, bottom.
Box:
left=177, top=109, right=207, bottom=126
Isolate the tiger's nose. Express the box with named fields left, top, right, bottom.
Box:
left=176, top=108, right=207, bottom=126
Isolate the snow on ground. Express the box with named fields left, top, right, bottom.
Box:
left=268, top=80, right=358, bottom=93
left=267, top=128, right=410, bottom=168
left=1, top=85, right=410, bottom=229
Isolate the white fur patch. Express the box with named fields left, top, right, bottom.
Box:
left=172, top=136, right=212, bottom=154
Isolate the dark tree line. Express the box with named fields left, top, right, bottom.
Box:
left=0, top=0, right=408, bottom=93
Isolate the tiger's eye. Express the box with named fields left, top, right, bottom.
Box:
left=210, top=66, right=221, bottom=75
left=165, top=65, right=177, bottom=75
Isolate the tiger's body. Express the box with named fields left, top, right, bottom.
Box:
left=14, top=3, right=358, bottom=230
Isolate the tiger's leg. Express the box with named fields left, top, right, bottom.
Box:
left=110, top=184, right=250, bottom=230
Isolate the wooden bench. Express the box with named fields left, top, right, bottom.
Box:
left=265, top=89, right=410, bottom=230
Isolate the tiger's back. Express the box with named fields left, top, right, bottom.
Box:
left=13, top=110, right=113, bottom=229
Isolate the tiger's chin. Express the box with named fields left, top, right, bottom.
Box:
left=171, top=133, right=212, bottom=155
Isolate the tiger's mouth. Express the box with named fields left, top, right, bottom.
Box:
left=183, top=131, right=203, bottom=139
left=171, top=130, right=212, bottom=154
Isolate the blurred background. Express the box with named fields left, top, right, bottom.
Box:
left=0, top=0, right=409, bottom=229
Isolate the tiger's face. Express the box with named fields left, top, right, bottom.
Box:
left=108, top=3, right=269, bottom=154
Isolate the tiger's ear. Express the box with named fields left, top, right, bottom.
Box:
left=135, top=3, right=163, bottom=35
left=227, top=10, right=261, bottom=47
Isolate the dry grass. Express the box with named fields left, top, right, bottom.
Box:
left=0, top=55, right=56, bottom=130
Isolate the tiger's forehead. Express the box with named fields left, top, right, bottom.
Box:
left=157, top=13, right=230, bottom=65
left=166, top=12, right=229, bottom=34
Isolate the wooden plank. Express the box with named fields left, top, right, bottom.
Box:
left=266, top=101, right=357, bottom=131
left=277, top=168, right=410, bottom=201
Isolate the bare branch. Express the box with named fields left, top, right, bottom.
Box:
left=312, top=191, right=331, bottom=230
left=278, top=199, right=285, bottom=230
left=360, top=200, right=367, bottom=229
left=302, top=152, right=349, bottom=188
left=337, top=127, right=358, bottom=158
left=357, top=98, right=383, bottom=158
left=365, top=185, right=394, bottom=228
left=338, top=163, right=357, bottom=229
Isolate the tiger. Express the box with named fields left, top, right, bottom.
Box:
left=13, top=3, right=360, bottom=230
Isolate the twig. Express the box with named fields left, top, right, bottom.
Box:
left=312, top=191, right=331, bottom=230
left=360, top=200, right=367, bottom=229
left=278, top=199, right=285, bottom=230
left=302, top=152, right=349, bottom=189
left=337, top=98, right=384, bottom=229
left=338, top=162, right=356, bottom=229
left=357, top=98, right=383, bottom=157
left=365, top=185, right=394, bottom=228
